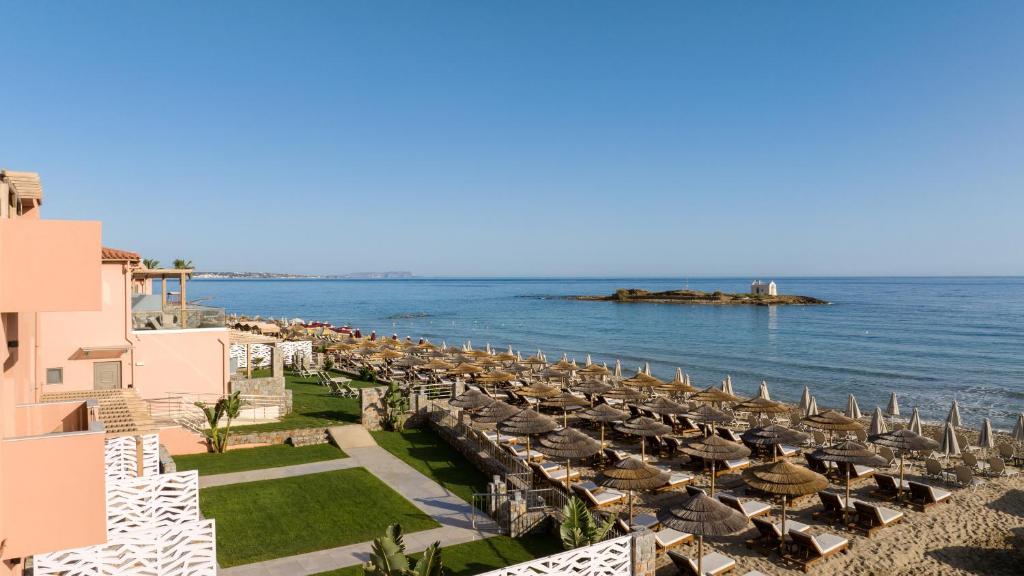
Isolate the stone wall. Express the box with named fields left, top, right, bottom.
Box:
left=630, top=530, right=656, bottom=576
left=228, top=427, right=331, bottom=447
left=230, top=376, right=287, bottom=397
left=360, top=386, right=386, bottom=431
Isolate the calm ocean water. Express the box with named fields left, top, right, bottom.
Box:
left=190, top=277, right=1024, bottom=430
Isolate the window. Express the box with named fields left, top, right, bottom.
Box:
left=46, top=368, right=63, bottom=385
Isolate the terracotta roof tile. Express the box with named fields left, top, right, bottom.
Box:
left=102, top=246, right=141, bottom=262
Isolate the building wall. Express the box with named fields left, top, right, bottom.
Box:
left=131, top=329, right=229, bottom=399
left=37, top=264, right=132, bottom=393
left=0, top=431, right=107, bottom=560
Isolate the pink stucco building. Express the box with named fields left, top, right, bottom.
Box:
left=0, top=169, right=227, bottom=575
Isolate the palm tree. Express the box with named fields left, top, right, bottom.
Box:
left=364, top=524, right=443, bottom=576
left=559, top=496, right=615, bottom=549
left=173, top=258, right=193, bottom=270
left=142, top=258, right=160, bottom=269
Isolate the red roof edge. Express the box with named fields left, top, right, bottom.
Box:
left=101, top=246, right=141, bottom=262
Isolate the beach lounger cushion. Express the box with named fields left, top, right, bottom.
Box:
left=572, top=481, right=624, bottom=507
left=654, top=528, right=692, bottom=549
left=668, top=551, right=736, bottom=576
left=717, top=494, right=771, bottom=519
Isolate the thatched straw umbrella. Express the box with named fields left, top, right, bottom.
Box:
left=622, top=371, right=664, bottom=390
left=421, top=358, right=454, bottom=371
left=613, top=359, right=623, bottom=379
left=908, top=407, right=922, bottom=435
left=656, top=368, right=699, bottom=396
left=600, top=457, right=669, bottom=524
left=615, top=416, right=671, bottom=462
left=579, top=363, right=611, bottom=377
left=498, top=408, right=558, bottom=454
left=575, top=380, right=613, bottom=404
left=886, top=392, right=901, bottom=422
left=742, top=459, right=828, bottom=554
left=870, top=429, right=938, bottom=499
left=517, top=383, right=561, bottom=400
left=741, top=425, right=809, bottom=460
left=579, top=403, right=627, bottom=450
left=449, top=389, right=494, bottom=411
left=376, top=348, right=406, bottom=361
left=535, top=428, right=601, bottom=488
left=688, top=404, right=734, bottom=433
left=657, top=493, right=748, bottom=576
left=603, top=386, right=644, bottom=402
left=805, top=396, right=819, bottom=417
left=803, top=410, right=863, bottom=440
left=643, top=397, right=690, bottom=416
left=846, top=394, right=863, bottom=420
left=811, top=440, right=886, bottom=523
left=757, top=380, right=771, bottom=401
left=472, top=400, right=520, bottom=426
left=680, top=434, right=750, bottom=495
left=734, top=396, right=789, bottom=420
left=541, top=391, right=589, bottom=426
left=689, top=385, right=740, bottom=405
left=449, top=362, right=484, bottom=376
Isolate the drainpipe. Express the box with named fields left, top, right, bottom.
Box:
left=34, top=311, right=40, bottom=402
left=218, top=337, right=228, bottom=395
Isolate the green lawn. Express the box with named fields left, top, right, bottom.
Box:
left=201, top=468, right=439, bottom=567
left=231, top=373, right=376, bottom=433
left=372, top=427, right=489, bottom=505
left=314, top=534, right=564, bottom=576
left=173, top=443, right=346, bottom=476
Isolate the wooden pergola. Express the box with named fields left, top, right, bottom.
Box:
left=133, top=268, right=195, bottom=327
left=229, top=330, right=280, bottom=378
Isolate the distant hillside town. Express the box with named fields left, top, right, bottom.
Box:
left=194, top=271, right=414, bottom=280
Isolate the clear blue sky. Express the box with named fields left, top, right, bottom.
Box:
left=3, top=1, right=1022, bottom=277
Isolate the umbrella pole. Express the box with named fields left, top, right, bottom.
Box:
left=779, top=496, right=787, bottom=557
left=898, top=451, right=905, bottom=501
left=600, top=424, right=605, bottom=451
left=845, top=465, right=851, bottom=526
left=697, top=535, right=704, bottom=576
left=641, top=438, right=646, bottom=463
left=628, top=490, right=634, bottom=524
left=566, top=459, right=571, bottom=490
left=710, top=460, right=716, bottom=496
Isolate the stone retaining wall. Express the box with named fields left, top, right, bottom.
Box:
left=228, top=427, right=331, bottom=447
left=230, top=376, right=287, bottom=397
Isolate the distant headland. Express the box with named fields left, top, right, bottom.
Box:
left=193, top=271, right=413, bottom=280
left=569, top=281, right=828, bottom=306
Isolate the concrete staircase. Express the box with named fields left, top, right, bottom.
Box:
left=40, top=388, right=155, bottom=435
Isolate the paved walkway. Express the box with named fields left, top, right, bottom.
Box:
left=218, top=445, right=496, bottom=576
left=199, top=458, right=359, bottom=488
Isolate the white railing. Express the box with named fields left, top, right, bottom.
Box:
left=34, top=519, right=216, bottom=576
left=36, top=440, right=214, bottom=576
left=475, top=535, right=632, bottom=576
left=146, top=392, right=288, bottom=426
left=411, top=382, right=455, bottom=400
left=106, top=471, right=200, bottom=536
left=105, top=434, right=160, bottom=480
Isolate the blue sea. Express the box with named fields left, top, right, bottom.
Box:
left=190, top=277, right=1024, bottom=431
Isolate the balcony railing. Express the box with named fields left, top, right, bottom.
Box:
left=131, top=303, right=225, bottom=330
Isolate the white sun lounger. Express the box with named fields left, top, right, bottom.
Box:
left=717, top=493, right=771, bottom=519
left=668, top=550, right=736, bottom=576
left=572, top=481, right=625, bottom=507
